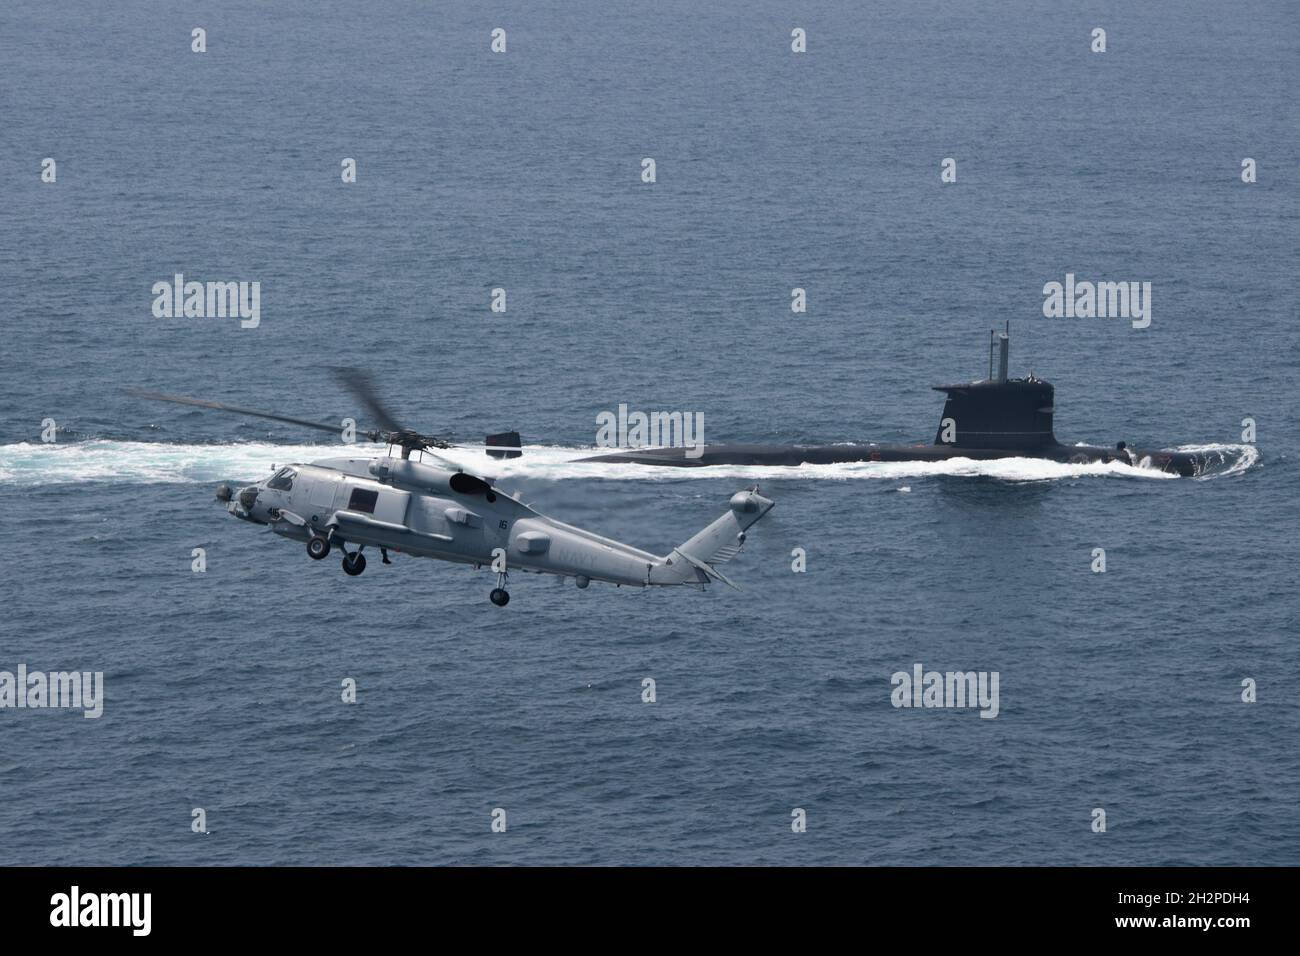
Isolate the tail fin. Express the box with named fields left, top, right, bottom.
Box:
left=486, top=430, right=522, bottom=459
left=651, top=487, right=775, bottom=589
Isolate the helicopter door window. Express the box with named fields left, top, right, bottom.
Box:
left=347, top=487, right=379, bottom=515
left=267, top=467, right=296, bottom=491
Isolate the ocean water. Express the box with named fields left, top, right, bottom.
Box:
left=0, top=0, right=1297, bottom=865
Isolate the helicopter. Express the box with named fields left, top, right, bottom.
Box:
left=128, top=371, right=774, bottom=606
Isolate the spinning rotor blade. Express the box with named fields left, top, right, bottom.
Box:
left=131, top=371, right=464, bottom=455
left=330, top=367, right=406, bottom=435
left=126, top=389, right=350, bottom=437
left=330, top=366, right=454, bottom=450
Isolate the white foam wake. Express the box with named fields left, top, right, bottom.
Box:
left=1177, top=442, right=1260, bottom=480
left=0, top=440, right=1259, bottom=486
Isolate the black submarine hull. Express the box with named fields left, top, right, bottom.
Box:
left=565, top=331, right=1210, bottom=478
left=581, top=442, right=1206, bottom=477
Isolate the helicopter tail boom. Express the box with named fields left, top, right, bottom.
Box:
left=650, top=487, right=774, bottom=588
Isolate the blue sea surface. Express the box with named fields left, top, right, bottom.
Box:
left=0, top=0, right=1297, bottom=865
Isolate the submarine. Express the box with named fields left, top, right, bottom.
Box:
left=578, top=328, right=1208, bottom=477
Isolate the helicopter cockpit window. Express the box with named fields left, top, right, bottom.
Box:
left=267, top=467, right=296, bottom=491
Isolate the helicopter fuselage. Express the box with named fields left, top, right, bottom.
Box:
left=225, top=453, right=774, bottom=595
left=132, top=371, right=776, bottom=604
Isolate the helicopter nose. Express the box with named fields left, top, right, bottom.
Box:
left=215, top=483, right=233, bottom=502
left=237, top=486, right=259, bottom=511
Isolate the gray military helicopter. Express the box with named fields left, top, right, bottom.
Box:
left=129, top=372, right=774, bottom=606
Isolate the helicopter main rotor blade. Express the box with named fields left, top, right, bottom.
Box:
left=126, top=389, right=355, bottom=438
left=330, top=367, right=456, bottom=449
left=330, top=367, right=406, bottom=435
left=131, top=373, right=458, bottom=453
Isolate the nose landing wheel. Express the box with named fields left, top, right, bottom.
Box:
left=342, top=551, right=367, bottom=576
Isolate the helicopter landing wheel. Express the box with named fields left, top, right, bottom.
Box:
left=489, top=588, right=510, bottom=607
left=307, top=536, right=331, bottom=560
left=342, top=551, right=367, bottom=576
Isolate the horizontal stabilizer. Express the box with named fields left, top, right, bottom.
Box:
left=672, top=548, right=742, bottom=590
